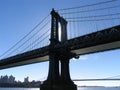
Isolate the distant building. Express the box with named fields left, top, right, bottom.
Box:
left=9, top=75, right=15, bottom=83
left=0, top=75, right=15, bottom=83
left=0, top=75, right=41, bottom=87
left=0, top=75, right=9, bottom=83
left=24, top=77, right=29, bottom=83
left=17, top=80, right=22, bottom=84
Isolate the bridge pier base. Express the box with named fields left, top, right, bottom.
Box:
left=40, top=83, right=77, bottom=90
left=40, top=77, right=77, bottom=90
left=40, top=54, right=77, bottom=90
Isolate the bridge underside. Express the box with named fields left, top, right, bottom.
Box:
left=0, top=55, right=49, bottom=69
left=0, top=46, right=49, bottom=69
left=71, top=25, right=120, bottom=55
left=72, top=40, right=120, bottom=55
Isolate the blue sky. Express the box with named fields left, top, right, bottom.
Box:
left=0, top=0, right=120, bottom=86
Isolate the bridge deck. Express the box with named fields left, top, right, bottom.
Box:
left=0, top=46, right=49, bottom=69
left=0, top=25, right=120, bottom=69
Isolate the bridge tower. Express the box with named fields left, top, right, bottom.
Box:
left=40, top=9, right=77, bottom=90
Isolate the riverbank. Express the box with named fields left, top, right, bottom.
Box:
left=0, top=82, right=40, bottom=88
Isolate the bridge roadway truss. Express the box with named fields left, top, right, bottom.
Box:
left=0, top=9, right=120, bottom=90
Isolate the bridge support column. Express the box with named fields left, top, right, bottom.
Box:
left=40, top=54, right=77, bottom=90
left=40, top=56, right=77, bottom=90
left=60, top=57, right=77, bottom=90
left=40, top=53, right=61, bottom=90
left=40, top=9, right=77, bottom=90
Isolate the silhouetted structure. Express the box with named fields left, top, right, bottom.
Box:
left=0, top=7, right=120, bottom=90
left=40, top=9, right=77, bottom=90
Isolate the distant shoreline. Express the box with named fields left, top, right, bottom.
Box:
left=0, top=83, right=40, bottom=88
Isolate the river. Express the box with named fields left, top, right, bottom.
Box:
left=0, top=87, right=120, bottom=90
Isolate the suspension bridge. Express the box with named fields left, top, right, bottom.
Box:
left=0, top=0, right=120, bottom=90
left=73, top=75, right=120, bottom=81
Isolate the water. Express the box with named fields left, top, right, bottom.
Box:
left=0, top=87, right=120, bottom=90
left=0, top=88, right=39, bottom=90
left=78, top=87, right=120, bottom=90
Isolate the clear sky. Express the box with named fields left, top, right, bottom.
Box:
left=0, top=0, right=120, bottom=87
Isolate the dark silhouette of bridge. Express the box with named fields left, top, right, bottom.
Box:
left=0, top=1, right=120, bottom=90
